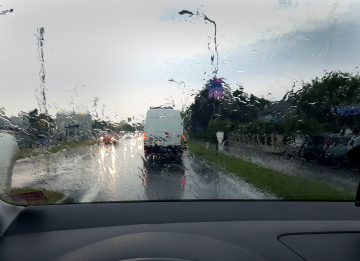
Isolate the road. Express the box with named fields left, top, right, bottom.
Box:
left=10, top=134, right=275, bottom=202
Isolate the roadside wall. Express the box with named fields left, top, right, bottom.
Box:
left=228, top=132, right=285, bottom=153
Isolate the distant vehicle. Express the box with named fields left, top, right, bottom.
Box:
left=324, top=135, right=360, bottom=165
left=299, top=135, right=325, bottom=161
left=98, top=136, right=117, bottom=145
left=97, top=128, right=118, bottom=145
left=92, top=129, right=103, bottom=138
left=323, top=135, right=345, bottom=164
left=285, top=134, right=306, bottom=159
left=353, top=136, right=360, bottom=148
left=143, top=107, right=186, bottom=161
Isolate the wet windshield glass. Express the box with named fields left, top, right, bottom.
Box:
left=1, top=0, right=360, bottom=205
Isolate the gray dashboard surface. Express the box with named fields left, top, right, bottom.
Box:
left=4, top=201, right=360, bottom=236
left=2, top=201, right=360, bottom=261
left=280, top=233, right=360, bottom=261
left=2, top=220, right=360, bottom=260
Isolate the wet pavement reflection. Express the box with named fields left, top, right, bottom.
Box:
left=11, top=135, right=275, bottom=202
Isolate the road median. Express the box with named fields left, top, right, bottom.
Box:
left=16, top=140, right=97, bottom=160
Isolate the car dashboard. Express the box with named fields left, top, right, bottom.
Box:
left=1, top=200, right=360, bottom=260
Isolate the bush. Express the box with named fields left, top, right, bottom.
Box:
left=293, top=118, right=324, bottom=135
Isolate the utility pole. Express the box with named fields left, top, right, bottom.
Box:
left=179, top=10, right=218, bottom=75
left=179, top=9, right=221, bottom=150
left=35, top=27, right=48, bottom=114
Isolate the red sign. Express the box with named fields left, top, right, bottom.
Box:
left=8, top=191, right=47, bottom=202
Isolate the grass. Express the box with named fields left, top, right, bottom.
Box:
left=48, top=140, right=97, bottom=153
left=16, top=149, right=42, bottom=160
left=16, top=139, right=97, bottom=160
left=0, top=187, right=65, bottom=206
left=188, top=141, right=355, bottom=200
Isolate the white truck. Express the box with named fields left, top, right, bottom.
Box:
left=143, top=107, right=186, bottom=160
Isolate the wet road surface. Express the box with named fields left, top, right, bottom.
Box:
left=11, top=135, right=275, bottom=202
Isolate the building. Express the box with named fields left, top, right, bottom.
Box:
left=261, top=96, right=291, bottom=122
left=56, top=110, right=92, bottom=140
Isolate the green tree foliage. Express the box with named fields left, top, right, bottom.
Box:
left=28, top=109, right=39, bottom=124
left=238, top=119, right=285, bottom=135
left=294, top=118, right=324, bottom=135
left=231, top=86, right=270, bottom=123
left=121, top=124, right=135, bottom=132
left=186, top=81, right=270, bottom=135
left=28, top=109, right=55, bottom=130
left=186, top=88, right=214, bottom=132
left=92, top=120, right=107, bottom=130
left=288, top=71, right=360, bottom=133
left=0, top=107, right=5, bottom=116
left=92, top=120, right=136, bottom=132
left=187, top=71, right=360, bottom=137
left=207, top=119, right=233, bottom=141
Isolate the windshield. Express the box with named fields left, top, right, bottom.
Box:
left=1, top=0, right=360, bottom=205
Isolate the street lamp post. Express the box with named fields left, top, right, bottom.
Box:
left=179, top=9, right=220, bottom=150
left=179, top=10, right=218, bottom=75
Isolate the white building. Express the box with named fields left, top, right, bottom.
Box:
left=56, top=110, right=92, bottom=139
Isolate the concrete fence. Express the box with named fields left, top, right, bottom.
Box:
left=228, top=132, right=285, bottom=152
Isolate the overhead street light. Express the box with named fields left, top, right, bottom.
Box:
left=179, top=10, right=218, bottom=75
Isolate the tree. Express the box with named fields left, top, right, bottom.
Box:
left=92, top=120, right=107, bottom=129
left=231, top=85, right=270, bottom=123
left=28, top=108, right=55, bottom=130
left=294, top=118, right=324, bottom=135
left=288, top=71, right=360, bottom=133
left=28, top=109, right=39, bottom=124
left=186, top=81, right=271, bottom=136
left=0, top=107, right=5, bottom=116
left=187, top=88, right=214, bottom=132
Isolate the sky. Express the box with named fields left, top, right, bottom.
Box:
left=1, top=0, right=360, bottom=123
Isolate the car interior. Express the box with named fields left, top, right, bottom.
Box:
left=2, top=199, right=360, bottom=260
left=2, top=0, right=360, bottom=260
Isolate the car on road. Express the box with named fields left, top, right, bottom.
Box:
left=285, top=134, right=306, bottom=159
left=97, top=129, right=119, bottom=146
left=323, top=135, right=349, bottom=165
left=299, top=135, right=326, bottom=162
left=322, top=135, right=360, bottom=166
left=144, top=107, right=186, bottom=161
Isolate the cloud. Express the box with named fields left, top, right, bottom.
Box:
left=278, top=0, right=299, bottom=9
left=1, top=0, right=360, bottom=119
